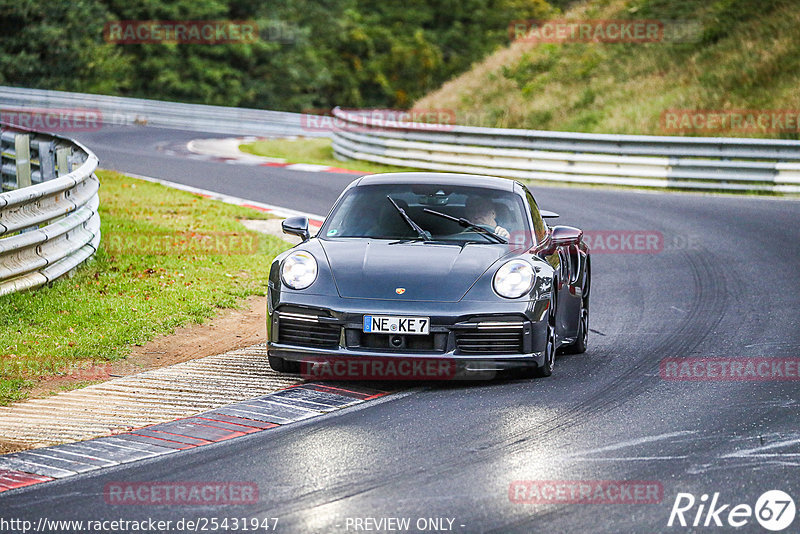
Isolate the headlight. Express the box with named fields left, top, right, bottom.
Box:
left=281, top=251, right=318, bottom=290
left=493, top=260, right=535, bottom=299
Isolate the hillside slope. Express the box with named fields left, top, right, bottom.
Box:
left=413, top=0, right=800, bottom=138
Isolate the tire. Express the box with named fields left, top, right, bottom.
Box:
left=534, top=312, right=556, bottom=378
left=268, top=355, right=300, bottom=373
left=562, top=305, right=588, bottom=355
left=563, top=258, right=590, bottom=355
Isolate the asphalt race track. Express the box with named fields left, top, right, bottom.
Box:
left=69, top=126, right=349, bottom=217
left=2, top=126, right=799, bottom=532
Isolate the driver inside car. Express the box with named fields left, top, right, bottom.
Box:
left=464, top=196, right=511, bottom=240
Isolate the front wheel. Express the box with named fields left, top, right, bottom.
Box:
left=534, top=315, right=556, bottom=378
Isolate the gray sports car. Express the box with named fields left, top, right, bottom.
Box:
left=267, top=172, right=590, bottom=379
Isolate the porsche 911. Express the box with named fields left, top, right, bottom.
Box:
left=267, top=172, right=590, bottom=379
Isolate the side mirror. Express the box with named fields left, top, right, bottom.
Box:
left=540, top=210, right=560, bottom=219
left=550, top=225, right=582, bottom=247
left=282, top=216, right=310, bottom=242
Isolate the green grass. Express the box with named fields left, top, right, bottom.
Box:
left=0, top=170, right=291, bottom=405
left=0, top=378, right=33, bottom=404
left=239, top=137, right=417, bottom=174
left=415, top=0, right=800, bottom=138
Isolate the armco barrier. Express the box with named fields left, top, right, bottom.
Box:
left=3, top=87, right=798, bottom=192
left=330, top=108, right=800, bottom=193
left=0, top=123, right=100, bottom=296
left=0, top=86, right=326, bottom=138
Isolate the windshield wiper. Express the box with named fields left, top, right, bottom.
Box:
left=387, top=196, right=429, bottom=241
left=422, top=208, right=507, bottom=244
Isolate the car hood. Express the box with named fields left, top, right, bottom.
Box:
left=318, top=239, right=510, bottom=302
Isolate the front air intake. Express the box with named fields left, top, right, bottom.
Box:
left=455, top=330, right=524, bottom=354
left=277, top=312, right=340, bottom=349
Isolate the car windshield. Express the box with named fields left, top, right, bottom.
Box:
left=320, top=183, right=530, bottom=244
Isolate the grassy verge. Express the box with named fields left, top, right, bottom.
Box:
left=414, top=0, right=800, bottom=138
left=239, top=137, right=416, bottom=174
left=0, top=170, right=291, bottom=405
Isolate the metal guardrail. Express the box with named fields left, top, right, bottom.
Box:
left=331, top=108, right=800, bottom=192
left=4, top=87, right=798, bottom=192
left=0, top=123, right=100, bottom=296
left=0, top=86, right=327, bottom=138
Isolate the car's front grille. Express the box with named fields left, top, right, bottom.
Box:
left=277, top=316, right=340, bottom=349
left=455, top=330, right=524, bottom=354
left=344, top=329, right=447, bottom=352
left=363, top=333, right=436, bottom=352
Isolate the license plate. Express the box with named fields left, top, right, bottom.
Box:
left=363, top=315, right=430, bottom=335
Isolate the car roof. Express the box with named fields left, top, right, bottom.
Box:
left=355, top=172, right=517, bottom=192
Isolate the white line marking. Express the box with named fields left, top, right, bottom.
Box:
left=566, top=456, right=689, bottom=461
left=562, top=430, right=695, bottom=458
left=286, top=163, right=334, bottom=172
left=722, top=436, right=800, bottom=458
left=123, top=172, right=326, bottom=222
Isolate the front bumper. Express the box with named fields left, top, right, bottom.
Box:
left=267, top=292, right=551, bottom=374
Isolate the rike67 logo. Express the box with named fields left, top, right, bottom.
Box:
left=668, top=490, right=796, bottom=531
